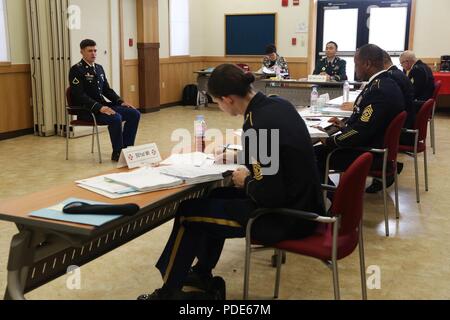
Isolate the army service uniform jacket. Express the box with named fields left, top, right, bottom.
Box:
left=313, top=57, right=348, bottom=81
left=408, top=60, right=435, bottom=102
left=69, top=59, right=123, bottom=114
left=326, top=71, right=405, bottom=150
left=388, top=65, right=415, bottom=129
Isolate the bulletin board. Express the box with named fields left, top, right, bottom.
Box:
left=225, top=13, right=277, bottom=56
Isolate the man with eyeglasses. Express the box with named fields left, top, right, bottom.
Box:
left=400, top=50, right=435, bottom=103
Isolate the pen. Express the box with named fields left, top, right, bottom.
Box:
left=222, top=144, right=230, bottom=153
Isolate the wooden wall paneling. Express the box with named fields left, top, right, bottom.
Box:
left=0, top=65, right=33, bottom=133
left=122, top=60, right=140, bottom=107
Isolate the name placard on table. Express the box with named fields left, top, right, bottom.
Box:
left=307, top=75, right=328, bottom=82
left=117, top=143, right=162, bottom=169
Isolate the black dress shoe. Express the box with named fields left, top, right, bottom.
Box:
left=183, top=270, right=226, bottom=300
left=366, top=179, right=383, bottom=194
left=397, top=162, right=404, bottom=175
left=183, top=269, right=213, bottom=291
left=137, top=287, right=218, bottom=301
left=366, top=177, right=395, bottom=194
left=111, top=151, right=121, bottom=162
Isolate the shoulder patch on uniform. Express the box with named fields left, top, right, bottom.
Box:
left=370, top=79, right=381, bottom=90
left=252, top=162, right=263, bottom=181
left=360, top=105, right=374, bottom=123
left=72, top=77, right=80, bottom=85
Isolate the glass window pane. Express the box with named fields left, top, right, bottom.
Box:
left=369, top=7, right=408, bottom=52
left=323, top=8, right=358, bottom=52
left=170, top=0, right=189, bottom=56
left=0, top=0, right=9, bottom=61
left=341, top=56, right=355, bottom=82
left=391, top=56, right=402, bottom=71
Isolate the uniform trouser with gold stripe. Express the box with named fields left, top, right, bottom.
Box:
left=156, top=188, right=249, bottom=290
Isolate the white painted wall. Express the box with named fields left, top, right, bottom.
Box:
left=5, top=0, right=29, bottom=64
left=159, top=0, right=169, bottom=58
left=159, top=0, right=310, bottom=58
left=201, top=0, right=310, bottom=57
left=123, top=0, right=138, bottom=60
left=4, top=0, right=450, bottom=64
left=69, top=0, right=122, bottom=94
left=413, top=0, right=450, bottom=58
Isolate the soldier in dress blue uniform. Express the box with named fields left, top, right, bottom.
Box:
left=138, top=64, right=325, bottom=300
left=315, top=44, right=405, bottom=186
left=69, top=39, right=141, bottom=161
left=366, top=51, right=415, bottom=193
left=313, top=41, right=348, bottom=81
left=400, top=51, right=435, bottom=102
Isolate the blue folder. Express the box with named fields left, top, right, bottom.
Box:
left=29, top=198, right=122, bottom=227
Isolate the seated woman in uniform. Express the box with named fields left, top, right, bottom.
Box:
left=262, top=44, right=290, bottom=79
left=313, top=41, right=348, bottom=81
left=137, top=64, right=325, bottom=300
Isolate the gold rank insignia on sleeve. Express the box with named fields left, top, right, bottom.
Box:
left=245, top=112, right=254, bottom=127
left=252, top=162, right=263, bottom=181
left=360, top=105, right=374, bottom=122
left=72, top=77, right=80, bottom=85
left=337, top=129, right=358, bottom=141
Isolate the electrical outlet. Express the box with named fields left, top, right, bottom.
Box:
left=130, top=85, right=136, bottom=92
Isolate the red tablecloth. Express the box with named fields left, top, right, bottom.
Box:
left=434, top=72, right=450, bottom=95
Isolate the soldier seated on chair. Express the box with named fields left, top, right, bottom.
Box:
left=69, top=39, right=141, bottom=162
left=315, top=44, right=405, bottom=191
left=137, top=64, right=325, bottom=300
left=313, top=41, right=348, bottom=82
left=366, top=51, right=415, bottom=193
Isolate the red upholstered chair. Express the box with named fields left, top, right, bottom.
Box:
left=324, top=111, right=407, bottom=237
left=366, top=111, right=407, bottom=236
left=243, top=153, right=374, bottom=300
left=399, top=99, right=435, bottom=203
left=430, top=80, right=441, bottom=154
left=65, top=87, right=103, bottom=163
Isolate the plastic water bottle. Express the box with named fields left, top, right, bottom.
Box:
left=310, top=87, right=319, bottom=113
left=274, top=65, right=281, bottom=80
left=194, top=115, right=207, bottom=152
left=343, top=80, right=350, bottom=103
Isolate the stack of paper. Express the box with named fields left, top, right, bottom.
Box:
left=76, top=175, right=144, bottom=199
left=158, top=165, right=225, bottom=185
left=104, top=167, right=183, bottom=192
left=160, top=152, right=214, bottom=167
left=320, top=107, right=353, bottom=117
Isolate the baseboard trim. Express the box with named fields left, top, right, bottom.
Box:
left=0, top=128, right=34, bottom=141
left=160, top=102, right=183, bottom=109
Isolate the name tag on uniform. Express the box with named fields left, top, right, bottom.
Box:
left=117, top=143, right=162, bottom=169
left=308, top=75, right=327, bottom=82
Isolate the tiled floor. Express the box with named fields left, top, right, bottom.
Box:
left=0, top=105, right=449, bottom=300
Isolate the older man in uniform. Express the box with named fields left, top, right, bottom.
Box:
left=313, top=41, right=348, bottom=81
left=69, top=39, right=140, bottom=161
left=400, top=50, right=435, bottom=102
left=315, top=44, right=405, bottom=186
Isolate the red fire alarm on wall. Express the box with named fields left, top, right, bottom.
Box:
left=292, top=38, right=297, bottom=46
left=282, top=0, right=289, bottom=7
left=129, top=38, right=134, bottom=47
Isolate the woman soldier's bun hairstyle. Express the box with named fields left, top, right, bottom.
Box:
left=208, top=64, right=255, bottom=98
